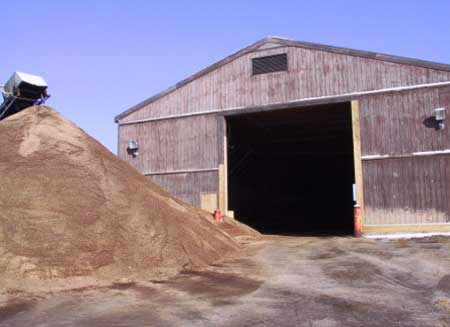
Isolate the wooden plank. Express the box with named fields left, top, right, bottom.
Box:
left=351, top=100, right=365, bottom=225
left=217, top=116, right=226, bottom=164
left=218, top=164, right=227, bottom=214
left=363, top=224, right=450, bottom=234
left=144, top=168, right=218, bottom=176
left=200, top=193, right=218, bottom=213
left=223, top=123, right=229, bottom=212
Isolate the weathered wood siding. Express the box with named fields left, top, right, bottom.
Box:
left=118, top=115, right=219, bottom=173
left=117, top=41, right=450, bottom=222
left=362, top=156, right=450, bottom=225
left=151, top=171, right=218, bottom=207
left=359, top=86, right=450, bottom=225
left=119, top=46, right=450, bottom=123
left=118, top=115, right=222, bottom=206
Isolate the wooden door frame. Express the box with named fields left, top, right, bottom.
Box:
left=219, top=100, right=364, bottom=225
left=351, top=100, right=365, bottom=227
left=217, top=116, right=228, bottom=214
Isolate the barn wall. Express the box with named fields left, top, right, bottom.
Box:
left=119, top=115, right=219, bottom=173
left=119, top=46, right=450, bottom=123
left=359, top=86, right=450, bottom=225
left=151, top=171, right=218, bottom=207
left=118, top=115, right=222, bottom=207
left=116, top=40, right=450, bottom=229
left=362, top=156, right=450, bottom=225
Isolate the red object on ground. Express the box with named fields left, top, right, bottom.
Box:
left=214, top=210, right=222, bottom=222
left=354, top=204, right=362, bottom=237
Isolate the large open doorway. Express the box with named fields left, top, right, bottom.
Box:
left=226, top=102, right=355, bottom=235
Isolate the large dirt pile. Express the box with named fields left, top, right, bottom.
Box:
left=0, top=106, right=239, bottom=292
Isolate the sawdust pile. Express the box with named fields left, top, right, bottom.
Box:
left=0, top=106, right=239, bottom=292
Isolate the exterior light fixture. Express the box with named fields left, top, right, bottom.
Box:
left=127, top=140, right=139, bottom=157
left=433, top=108, right=447, bottom=130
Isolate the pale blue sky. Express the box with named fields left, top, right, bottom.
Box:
left=2, top=1, right=450, bottom=152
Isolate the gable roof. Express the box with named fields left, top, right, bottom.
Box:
left=115, top=36, right=450, bottom=122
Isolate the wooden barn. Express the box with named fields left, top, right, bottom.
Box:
left=115, top=36, right=450, bottom=235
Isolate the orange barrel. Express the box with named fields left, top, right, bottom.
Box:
left=353, top=204, right=362, bottom=237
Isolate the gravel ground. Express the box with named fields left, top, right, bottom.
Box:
left=1, top=235, right=450, bottom=327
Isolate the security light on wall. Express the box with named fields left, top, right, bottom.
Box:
left=433, top=108, right=447, bottom=130
left=127, top=140, right=139, bottom=157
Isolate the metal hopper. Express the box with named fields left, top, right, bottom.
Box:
left=0, top=72, right=50, bottom=120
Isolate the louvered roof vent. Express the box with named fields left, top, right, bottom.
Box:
left=252, top=53, right=288, bottom=75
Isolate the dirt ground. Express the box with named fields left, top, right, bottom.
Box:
left=1, top=235, right=450, bottom=327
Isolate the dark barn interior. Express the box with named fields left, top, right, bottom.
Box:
left=227, top=103, right=355, bottom=235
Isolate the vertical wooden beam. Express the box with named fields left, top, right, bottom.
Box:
left=223, top=129, right=228, bottom=212
left=351, top=100, right=365, bottom=226
left=217, top=116, right=225, bottom=164
left=217, top=115, right=228, bottom=214
left=218, top=164, right=227, bottom=213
